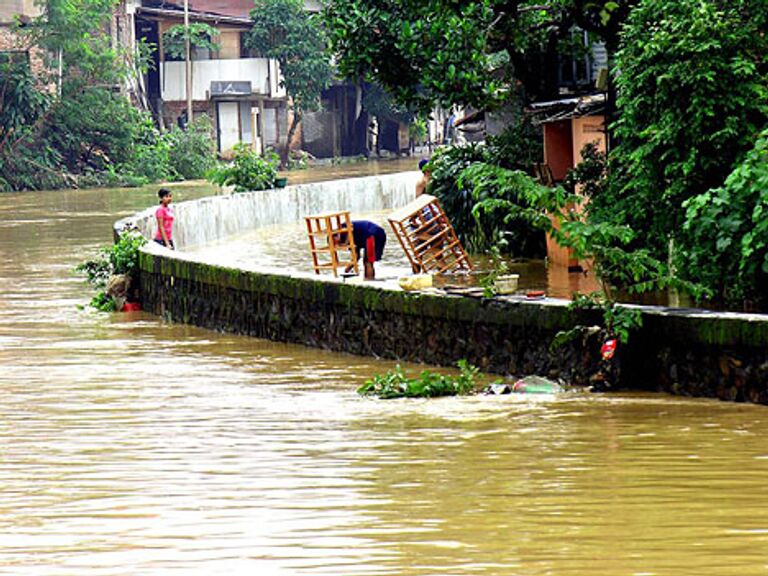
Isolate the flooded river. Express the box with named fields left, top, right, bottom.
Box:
left=2, top=165, right=768, bottom=575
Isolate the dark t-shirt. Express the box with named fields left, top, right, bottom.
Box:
left=352, top=220, right=386, bottom=261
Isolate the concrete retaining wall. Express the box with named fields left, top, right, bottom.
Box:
left=116, top=172, right=419, bottom=248
left=129, top=173, right=768, bottom=404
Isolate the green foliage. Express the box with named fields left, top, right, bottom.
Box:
left=23, top=0, right=125, bottom=87
left=426, top=119, right=543, bottom=255
left=594, top=0, right=768, bottom=259
left=0, top=59, right=62, bottom=192
left=478, top=246, right=510, bottom=298
left=76, top=232, right=147, bottom=312
left=323, top=0, right=636, bottom=111
left=166, top=115, right=218, bottom=180
left=324, top=0, right=501, bottom=112
left=551, top=292, right=643, bottom=349
left=207, top=143, right=279, bottom=192
left=357, top=360, right=480, bottom=399
left=485, top=118, right=543, bottom=172
left=247, top=0, right=333, bottom=114
left=76, top=232, right=148, bottom=289
left=563, top=142, right=607, bottom=198
left=44, top=86, right=147, bottom=173
left=362, top=83, right=413, bottom=123
left=162, top=23, right=220, bottom=60
left=0, top=59, right=49, bottom=143
left=118, top=113, right=173, bottom=183
left=429, top=142, right=549, bottom=256
left=677, top=129, right=768, bottom=309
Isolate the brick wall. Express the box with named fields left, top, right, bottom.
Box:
left=0, top=26, right=50, bottom=80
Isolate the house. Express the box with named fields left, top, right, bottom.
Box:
left=125, top=0, right=288, bottom=156
left=125, top=0, right=368, bottom=160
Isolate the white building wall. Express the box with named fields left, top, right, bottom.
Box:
left=161, top=57, right=286, bottom=101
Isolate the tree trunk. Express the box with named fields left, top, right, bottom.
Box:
left=282, top=109, right=301, bottom=169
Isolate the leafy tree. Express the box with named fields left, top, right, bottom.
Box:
left=23, top=0, right=125, bottom=90
left=246, top=0, right=334, bottom=166
left=592, top=0, right=768, bottom=260
left=323, top=0, right=637, bottom=112
left=162, top=23, right=220, bottom=60
left=678, top=129, right=768, bottom=309
left=0, top=59, right=60, bottom=191
left=43, top=86, right=147, bottom=172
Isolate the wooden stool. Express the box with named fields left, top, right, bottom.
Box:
left=304, top=211, right=358, bottom=277
left=387, top=194, right=473, bottom=274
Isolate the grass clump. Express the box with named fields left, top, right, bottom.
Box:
left=358, top=360, right=480, bottom=399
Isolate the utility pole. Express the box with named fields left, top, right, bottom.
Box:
left=184, top=0, right=193, bottom=123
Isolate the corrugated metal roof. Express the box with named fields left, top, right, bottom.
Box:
left=529, top=93, right=606, bottom=124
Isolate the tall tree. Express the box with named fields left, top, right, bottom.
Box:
left=591, top=0, right=768, bottom=259
left=246, top=0, right=334, bottom=165
left=25, top=0, right=124, bottom=91
left=323, top=0, right=637, bottom=113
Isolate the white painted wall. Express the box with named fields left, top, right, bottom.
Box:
left=119, top=172, right=421, bottom=250
left=161, top=58, right=286, bottom=101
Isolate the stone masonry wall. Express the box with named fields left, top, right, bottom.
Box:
left=128, top=173, right=768, bottom=404
left=139, top=254, right=608, bottom=386
left=138, top=251, right=768, bottom=403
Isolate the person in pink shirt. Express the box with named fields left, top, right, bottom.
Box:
left=154, top=188, right=175, bottom=249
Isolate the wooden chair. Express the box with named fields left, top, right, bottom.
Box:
left=533, top=162, right=555, bottom=186
left=387, top=194, right=473, bottom=274
left=304, top=211, right=358, bottom=277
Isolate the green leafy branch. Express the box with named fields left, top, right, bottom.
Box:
left=358, top=360, right=480, bottom=399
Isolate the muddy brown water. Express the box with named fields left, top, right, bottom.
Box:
left=1, top=165, right=768, bottom=575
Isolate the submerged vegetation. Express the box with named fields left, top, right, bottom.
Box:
left=358, top=360, right=481, bottom=399
left=76, top=232, right=147, bottom=312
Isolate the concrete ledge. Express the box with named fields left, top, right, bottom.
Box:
left=128, top=172, right=768, bottom=404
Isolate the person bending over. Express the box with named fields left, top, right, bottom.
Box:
left=343, top=220, right=386, bottom=280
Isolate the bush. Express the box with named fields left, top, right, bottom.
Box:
left=429, top=143, right=546, bottom=256
left=76, top=232, right=147, bottom=311
left=166, top=115, right=217, bottom=180
left=207, top=143, right=279, bottom=192
left=594, top=0, right=768, bottom=259
left=118, top=114, right=173, bottom=184
left=44, top=86, right=145, bottom=173
left=677, top=129, right=768, bottom=310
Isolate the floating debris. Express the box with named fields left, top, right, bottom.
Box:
left=511, top=375, right=563, bottom=394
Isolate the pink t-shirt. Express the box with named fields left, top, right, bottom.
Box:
left=155, top=205, right=174, bottom=241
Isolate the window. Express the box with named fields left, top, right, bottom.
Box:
left=0, top=50, right=30, bottom=68
left=558, top=29, right=593, bottom=89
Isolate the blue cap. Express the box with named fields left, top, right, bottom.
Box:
left=418, top=159, right=429, bottom=171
